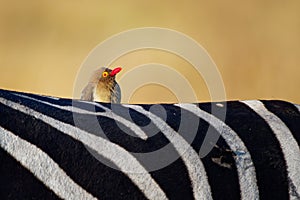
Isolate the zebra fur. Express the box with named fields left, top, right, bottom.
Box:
left=0, top=88, right=299, bottom=200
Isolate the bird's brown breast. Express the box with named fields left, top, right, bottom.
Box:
left=93, top=81, right=114, bottom=103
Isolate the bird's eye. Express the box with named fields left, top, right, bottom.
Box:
left=102, top=72, right=109, bottom=77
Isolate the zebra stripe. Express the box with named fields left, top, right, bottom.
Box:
left=296, top=104, right=300, bottom=113
left=13, top=93, right=213, bottom=199
left=0, top=126, right=96, bottom=200
left=242, top=100, right=300, bottom=199
left=0, top=89, right=300, bottom=200
left=14, top=93, right=148, bottom=140
left=176, top=103, right=259, bottom=200
left=124, top=104, right=212, bottom=200
left=0, top=96, right=167, bottom=200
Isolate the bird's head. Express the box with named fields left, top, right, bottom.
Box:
left=101, top=67, right=122, bottom=80
left=81, top=66, right=122, bottom=102
left=91, top=67, right=122, bottom=83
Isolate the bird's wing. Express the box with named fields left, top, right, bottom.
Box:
left=111, top=83, right=121, bottom=103
left=80, top=83, right=95, bottom=101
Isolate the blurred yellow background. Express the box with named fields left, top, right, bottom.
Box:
left=0, top=1, right=300, bottom=103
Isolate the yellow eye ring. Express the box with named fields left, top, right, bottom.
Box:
left=102, top=71, right=109, bottom=77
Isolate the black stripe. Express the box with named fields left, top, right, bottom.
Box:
left=0, top=147, right=60, bottom=200
left=0, top=101, right=147, bottom=200
left=262, top=100, right=300, bottom=147
left=219, top=101, right=289, bottom=200
left=180, top=103, right=241, bottom=200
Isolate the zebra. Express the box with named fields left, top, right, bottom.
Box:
left=0, top=88, right=299, bottom=200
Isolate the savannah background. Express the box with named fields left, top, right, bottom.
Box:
left=0, top=1, right=299, bottom=104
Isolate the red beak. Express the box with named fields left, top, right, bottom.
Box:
left=110, top=67, right=122, bottom=77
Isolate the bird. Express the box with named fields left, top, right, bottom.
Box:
left=81, top=67, right=122, bottom=103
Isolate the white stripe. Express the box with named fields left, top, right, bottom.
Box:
left=175, top=103, right=259, bottom=200
left=124, top=104, right=213, bottom=200
left=0, top=127, right=97, bottom=200
left=13, top=93, right=148, bottom=140
left=295, top=104, right=300, bottom=113
left=242, top=100, right=300, bottom=199
left=0, top=97, right=167, bottom=200
left=45, top=95, right=60, bottom=100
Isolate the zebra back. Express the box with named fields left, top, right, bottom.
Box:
left=0, top=88, right=299, bottom=200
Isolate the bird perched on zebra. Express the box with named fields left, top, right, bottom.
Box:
left=81, top=67, right=122, bottom=103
